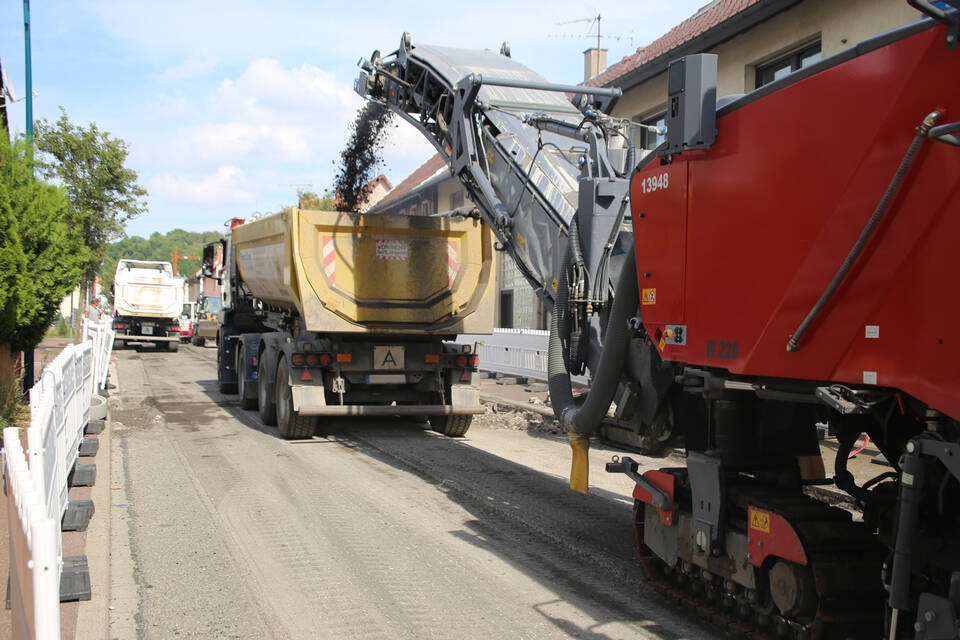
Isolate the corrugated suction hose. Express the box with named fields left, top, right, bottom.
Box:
left=549, top=233, right=638, bottom=493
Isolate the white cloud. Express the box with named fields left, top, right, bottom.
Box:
left=155, top=59, right=362, bottom=167
left=156, top=55, right=219, bottom=80
left=150, top=166, right=253, bottom=205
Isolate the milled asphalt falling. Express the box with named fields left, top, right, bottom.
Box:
left=106, top=342, right=720, bottom=639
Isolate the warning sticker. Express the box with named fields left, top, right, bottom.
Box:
left=376, top=239, right=409, bottom=261
left=749, top=508, right=771, bottom=533
left=641, top=288, right=657, bottom=305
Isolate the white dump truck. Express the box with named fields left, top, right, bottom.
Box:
left=112, top=259, right=184, bottom=352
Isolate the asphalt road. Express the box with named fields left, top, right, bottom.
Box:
left=106, top=342, right=719, bottom=640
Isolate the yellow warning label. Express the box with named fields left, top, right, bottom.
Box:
left=516, top=234, right=526, bottom=249
left=658, top=336, right=666, bottom=351
left=749, top=509, right=771, bottom=533
left=641, top=288, right=657, bottom=305
left=551, top=277, right=558, bottom=291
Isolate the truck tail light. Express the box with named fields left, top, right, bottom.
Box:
left=292, top=353, right=306, bottom=366
left=113, top=323, right=125, bottom=330
left=425, top=353, right=440, bottom=364
left=305, top=353, right=320, bottom=367
left=468, top=355, right=479, bottom=368
left=318, top=353, right=332, bottom=367
left=336, top=353, right=352, bottom=363
left=456, top=355, right=467, bottom=367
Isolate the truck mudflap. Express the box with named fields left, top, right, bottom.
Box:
left=291, top=383, right=484, bottom=417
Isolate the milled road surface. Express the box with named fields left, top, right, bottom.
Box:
left=107, top=343, right=720, bottom=639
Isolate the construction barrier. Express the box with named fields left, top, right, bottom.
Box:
left=6, top=319, right=113, bottom=639
left=4, top=428, right=60, bottom=640
left=455, top=328, right=588, bottom=386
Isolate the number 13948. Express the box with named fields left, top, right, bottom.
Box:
left=639, top=172, right=669, bottom=194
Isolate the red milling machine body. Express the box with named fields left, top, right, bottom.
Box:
left=627, top=16, right=960, bottom=640
left=633, top=24, right=958, bottom=417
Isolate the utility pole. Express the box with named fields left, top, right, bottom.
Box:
left=22, top=0, right=35, bottom=393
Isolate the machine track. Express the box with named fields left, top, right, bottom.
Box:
left=633, top=501, right=884, bottom=640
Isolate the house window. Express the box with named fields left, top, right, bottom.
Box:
left=409, top=203, right=418, bottom=216
left=421, top=200, right=432, bottom=216
left=499, top=290, right=514, bottom=328
left=756, top=41, right=822, bottom=88
left=450, top=190, right=464, bottom=209
left=639, top=113, right=666, bottom=150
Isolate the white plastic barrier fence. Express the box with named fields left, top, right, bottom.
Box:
left=4, top=428, right=61, bottom=640
left=7, top=320, right=113, bottom=639
left=455, top=328, right=589, bottom=386
left=83, top=320, right=115, bottom=394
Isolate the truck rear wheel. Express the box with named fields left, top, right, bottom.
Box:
left=237, top=345, right=257, bottom=410
left=168, top=340, right=179, bottom=353
left=113, top=339, right=124, bottom=351
left=429, top=414, right=473, bottom=437
left=275, top=355, right=315, bottom=439
left=257, top=354, right=277, bottom=425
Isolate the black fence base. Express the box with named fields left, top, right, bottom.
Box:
left=69, top=464, right=97, bottom=488
left=78, top=438, right=100, bottom=458
left=60, top=555, right=91, bottom=602
left=62, top=500, right=95, bottom=532
left=85, top=419, right=105, bottom=435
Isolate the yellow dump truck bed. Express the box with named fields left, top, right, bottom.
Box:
left=232, top=208, right=495, bottom=334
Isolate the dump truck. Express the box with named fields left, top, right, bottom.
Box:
left=112, top=259, right=184, bottom=352
left=203, top=207, right=495, bottom=439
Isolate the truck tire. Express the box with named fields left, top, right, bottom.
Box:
left=275, top=355, right=315, bottom=439
left=158, top=341, right=170, bottom=352
left=192, top=335, right=204, bottom=347
left=168, top=340, right=179, bottom=353
left=237, top=344, right=257, bottom=410
left=113, top=339, right=124, bottom=351
left=257, top=355, right=277, bottom=425
left=429, top=414, right=473, bottom=437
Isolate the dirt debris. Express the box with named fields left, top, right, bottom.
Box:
left=476, top=402, right=563, bottom=436
left=333, top=102, right=394, bottom=212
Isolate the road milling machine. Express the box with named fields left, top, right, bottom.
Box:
left=355, top=2, right=960, bottom=637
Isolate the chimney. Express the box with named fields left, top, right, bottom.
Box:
left=583, top=48, right=607, bottom=81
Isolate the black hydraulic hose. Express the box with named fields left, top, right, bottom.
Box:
left=549, top=242, right=638, bottom=434
left=786, top=110, right=941, bottom=352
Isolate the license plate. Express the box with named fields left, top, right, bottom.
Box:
left=142, top=325, right=153, bottom=335
left=367, top=374, right=406, bottom=384
left=373, top=346, right=404, bottom=370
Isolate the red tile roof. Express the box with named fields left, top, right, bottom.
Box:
left=587, top=0, right=762, bottom=87
left=375, top=153, right=449, bottom=208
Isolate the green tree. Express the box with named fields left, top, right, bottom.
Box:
left=298, top=189, right=337, bottom=210
left=100, top=228, right=225, bottom=302
left=34, top=108, right=147, bottom=284
left=0, top=135, right=86, bottom=425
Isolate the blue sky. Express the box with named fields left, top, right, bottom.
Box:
left=1, top=1, right=706, bottom=238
